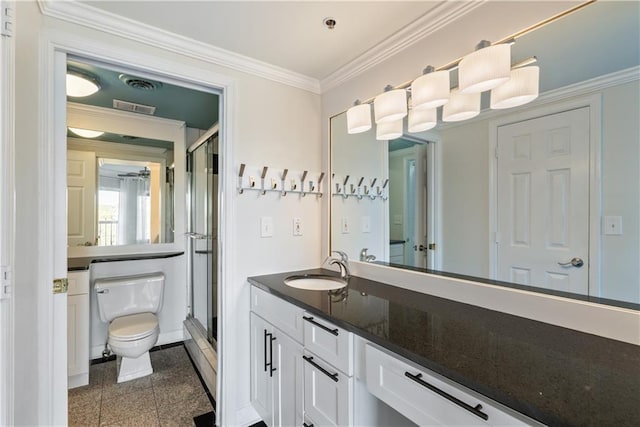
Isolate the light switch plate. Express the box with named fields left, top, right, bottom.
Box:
left=603, top=216, right=622, bottom=235
left=362, top=216, right=371, bottom=233
left=260, top=216, right=273, bottom=237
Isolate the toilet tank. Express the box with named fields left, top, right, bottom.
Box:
left=94, top=272, right=165, bottom=323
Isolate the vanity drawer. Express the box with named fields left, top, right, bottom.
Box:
left=303, top=351, right=353, bottom=427
left=365, top=344, right=537, bottom=427
left=251, top=285, right=304, bottom=343
left=303, top=312, right=353, bottom=375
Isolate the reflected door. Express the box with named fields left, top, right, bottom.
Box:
left=496, top=107, right=590, bottom=294
left=67, top=150, right=96, bottom=246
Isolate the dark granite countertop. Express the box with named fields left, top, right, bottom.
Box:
left=248, top=269, right=640, bottom=427
left=68, top=251, right=184, bottom=271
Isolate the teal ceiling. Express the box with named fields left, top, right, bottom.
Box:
left=67, top=59, right=219, bottom=130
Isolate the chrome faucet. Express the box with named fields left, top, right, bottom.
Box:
left=360, top=248, right=376, bottom=262
left=327, top=250, right=350, bottom=279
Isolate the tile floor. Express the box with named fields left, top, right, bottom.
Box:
left=69, top=345, right=214, bottom=426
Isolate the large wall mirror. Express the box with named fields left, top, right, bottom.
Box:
left=330, top=1, right=640, bottom=306
left=67, top=102, right=186, bottom=257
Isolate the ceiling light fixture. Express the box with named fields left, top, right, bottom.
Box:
left=68, top=127, right=104, bottom=138
left=346, top=100, right=372, bottom=134
left=411, top=66, right=450, bottom=110
left=442, top=89, right=481, bottom=122
left=374, top=85, right=407, bottom=124
left=376, top=119, right=403, bottom=141
left=490, top=66, right=540, bottom=109
left=458, top=41, right=511, bottom=94
left=66, top=71, right=100, bottom=97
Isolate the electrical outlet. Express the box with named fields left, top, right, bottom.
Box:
left=603, top=216, right=623, bottom=235
left=260, top=217, right=273, bottom=237
left=293, top=217, right=303, bottom=236
left=341, top=217, right=350, bottom=234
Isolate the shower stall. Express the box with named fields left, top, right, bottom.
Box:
left=183, top=126, right=219, bottom=398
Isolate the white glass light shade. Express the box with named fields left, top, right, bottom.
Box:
left=442, top=89, right=480, bottom=122
left=68, top=127, right=104, bottom=138
left=490, top=66, right=539, bottom=109
left=411, top=70, right=450, bottom=110
left=66, top=73, right=100, bottom=97
left=346, top=103, right=372, bottom=134
left=458, top=44, right=511, bottom=94
left=408, top=108, right=437, bottom=133
left=374, top=89, right=407, bottom=124
left=376, top=119, right=403, bottom=141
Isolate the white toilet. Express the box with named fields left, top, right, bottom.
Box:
left=95, top=272, right=165, bottom=383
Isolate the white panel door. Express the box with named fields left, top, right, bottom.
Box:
left=272, top=328, right=303, bottom=427
left=66, top=150, right=96, bottom=246
left=250, top=313, right=273, bottom=425
left=497, top=107, right=590, bottom=294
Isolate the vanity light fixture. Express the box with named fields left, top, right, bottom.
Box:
left=374, top=85, right=407, bottom=124
left=68, top=127, right=105, bottom=138
left=458, top=41, right=511, bottom=94
left=66, top=71, right=100, bottom=97
left=490, top=65, right=540, bottom=109
left=442, top=89, right=481, bottom=122
left=376, top=119, right=403, bottom=141
left=346, top=100, right=372, bottom=134
left=411, top=66, right=450, bottom=110
left=408, top=107, right=437, bottom=133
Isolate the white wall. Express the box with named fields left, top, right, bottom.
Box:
left=14, top=2, right=322, bottom=425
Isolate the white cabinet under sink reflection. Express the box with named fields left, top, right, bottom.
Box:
left=67, top=270, right=90, bottom=389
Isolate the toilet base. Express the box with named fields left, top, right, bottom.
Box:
left=116, top=351, right=153, bottom=383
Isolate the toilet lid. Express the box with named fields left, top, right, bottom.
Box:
left=109, top=313, right=158, bottom=341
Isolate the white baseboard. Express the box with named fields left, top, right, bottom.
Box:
left=67, top=373, right=89, bottom=390
left=90, top=329, right=184, bottom=359
left=236, top=403, right=260, bottom=427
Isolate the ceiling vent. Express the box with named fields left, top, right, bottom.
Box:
left=113, top=99, right=157, bottom=115
left=119, top=74, right=163, bottom=91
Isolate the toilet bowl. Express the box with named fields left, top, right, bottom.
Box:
left=95, top=273, right=165, bottom=383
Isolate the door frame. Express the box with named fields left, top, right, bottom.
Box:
left=488, top=94, right=602, bottom=295
left=38, top=29, right=236, bottom=425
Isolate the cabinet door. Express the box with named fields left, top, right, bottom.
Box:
left=303, top=353, right=353, bottom=426
left=67, top=294, right=89, bottom=379
left=250, top=313, right=274, bottom=425
left=273, top=329, right=304, bottom=427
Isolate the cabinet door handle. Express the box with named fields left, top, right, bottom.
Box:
left=303, top=316, right=339, bottom=336
left=269, top=335, right=276, bottom=378
left=404, top=372, right=488, bottom=421
left=303, top=355, right=339, bottom=382
left=263, top=329, right=268, bottom=373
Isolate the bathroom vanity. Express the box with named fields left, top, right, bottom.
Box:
left=248, top=269, right=640, bottom=426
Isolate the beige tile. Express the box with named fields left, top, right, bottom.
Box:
left=100, top=409, right=160, bottom=427
left=100, top=387, right=157, bottom=426
left=68, top=400, right=101, bottom=427
left=68, top=382, right=103, bottom=412
left=157, top=392, right=213, bottom=427
left=152, top=373, right=206, bottom=409
left=102, top=363, right=153, bottom=400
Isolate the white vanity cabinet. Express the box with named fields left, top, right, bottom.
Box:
left=67, top=270, right=90, bottom=389
left=364, top=343, right=541, bottom=426
left=250, top=287, right=305, bottom=427
left=302, top=314, right=354, bottom=427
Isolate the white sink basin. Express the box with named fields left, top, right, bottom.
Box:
left=284, top=274, right=347, bottom=291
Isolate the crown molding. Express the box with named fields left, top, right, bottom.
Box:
left=320, top=1, right=485, bottom=92
left=438, top=66, right=640, bottom=131
left=37, top=0, right=322, bottom=94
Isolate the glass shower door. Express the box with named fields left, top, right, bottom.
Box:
left=189, top=135, right=218, bottom=345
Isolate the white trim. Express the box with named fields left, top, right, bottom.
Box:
left=0, top=1, right=15, bottom=425
left=351, top=261, right=640, bottom=346
left=37, top=0, right=321, bottom=94
left=488, top=94, right=603, bottom=295
left=320, top=1, right=483, bottom=92
left=39, top=29, right=237, bottom=426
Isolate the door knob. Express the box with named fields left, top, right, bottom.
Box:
left=413, top=244, right=426, bottom=252
left=558, top=257, right=584, bottom=268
